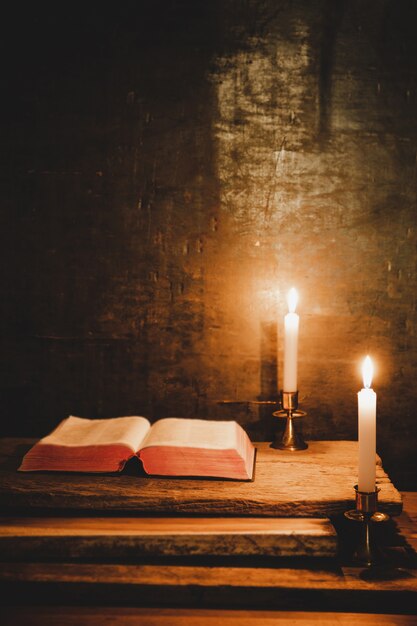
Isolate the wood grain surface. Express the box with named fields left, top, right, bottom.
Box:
left=3, top=561, right=415, bottom=592
left=2, top=608, right=417, bottom=626
left=0, top=493, right=415, bottom=616
left=0, top=516, right=338, bottom=558
left=1, top=559, right=416, bottom=613
left=0, top=440, right=403, bottom=516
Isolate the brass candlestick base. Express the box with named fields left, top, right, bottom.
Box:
left=344, top=485, right=390, bottom=566
left=271, top=390, right=308, bottom=451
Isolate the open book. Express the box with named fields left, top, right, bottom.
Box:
left=18, top=416, right=256, bottom=480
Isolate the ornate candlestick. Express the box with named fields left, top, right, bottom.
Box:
left=271, top=390, right=307, bottom=451
left=344, top=485, right=390, bottom=566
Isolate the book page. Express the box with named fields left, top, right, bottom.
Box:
left=140, top=418, right=238, bottom=450
left=41, top=415, right=151, bottom=453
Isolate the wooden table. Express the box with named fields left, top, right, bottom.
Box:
left=0, top=440, right=403, bottom=516
left=0, top=439, right=415, bottom=625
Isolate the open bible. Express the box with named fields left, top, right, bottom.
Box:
left=18, top=416, right=256, bottom=481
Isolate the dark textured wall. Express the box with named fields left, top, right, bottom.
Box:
left=1, top=1, right=417, bottom=487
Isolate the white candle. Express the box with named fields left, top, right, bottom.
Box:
left=358, top=356, right=377, bottom=493
left=283, top=288, right=299, bottom=392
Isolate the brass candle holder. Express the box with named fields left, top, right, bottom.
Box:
left=344, top=485, right=390, bottom=566
left=271, top=390, right=308, bottom=451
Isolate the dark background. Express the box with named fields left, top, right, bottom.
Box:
left=1, top=1, right=416, bottom=487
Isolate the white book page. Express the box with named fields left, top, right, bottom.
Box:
left=140, top=418, right=238, bottom=450
left=41, top=416, right=151, bottom=453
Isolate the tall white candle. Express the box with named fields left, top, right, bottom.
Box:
left=358, top=356, right=377, bottom=493
left=283, top=288, right=299, bottom=392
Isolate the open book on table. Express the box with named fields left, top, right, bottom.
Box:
left=19, top=416, right=256, bottom=481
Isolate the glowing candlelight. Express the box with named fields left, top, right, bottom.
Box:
left=283, top=288, right=299, bottom=392
left=358, top=356, right=377, bottom=493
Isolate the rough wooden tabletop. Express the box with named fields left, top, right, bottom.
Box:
left=0, top=439, right=403, bottom=517
left=0, top=516, right=339, bottom=559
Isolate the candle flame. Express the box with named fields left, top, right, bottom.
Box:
left=362, top=355, right=374, bottom=389
left=287, top=288, right=298, bottom=313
